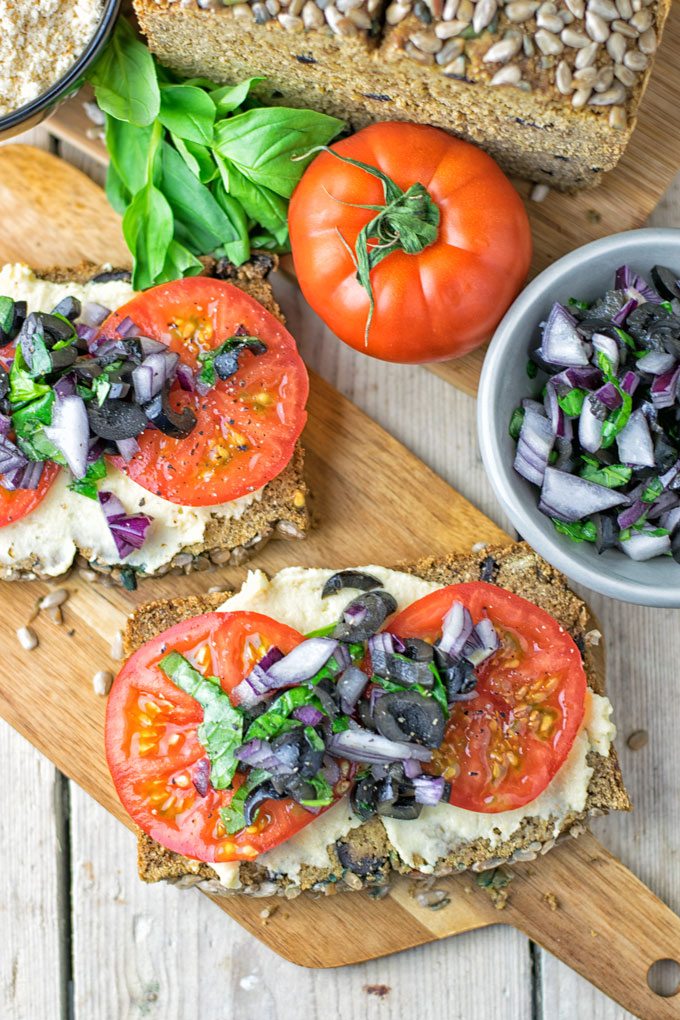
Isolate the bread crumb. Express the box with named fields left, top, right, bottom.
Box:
left=544, top=892, right=559, bottom=911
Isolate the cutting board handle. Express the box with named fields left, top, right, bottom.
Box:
left=497, top=831, right=680, bottom=1018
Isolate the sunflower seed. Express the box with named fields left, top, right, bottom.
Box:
left=39, top=588, right=69, bottom=610
left=556, top=59, right=573, bottom=92
left=442, top=54, right=467, bottom=75
left=572, top=42, right=595, bottom=68
left=574, top=65, right=598, bottom=85
left=266, top=0, right=280, bottom=11
left=572, top=86, right=592, bottom=107
left=473, top=0, right=497, bottom=33
left=530, top=183, right=551, bottom=201
left=416, top=888, right=451, bottom=909
left=337, top=0, right=364, bottom=10
left=594, top=64, right=614, bottom=89
left=565, top=0, right=585, bottom=15
left=288, top=0, right=304, bottom=14
left=278, top=10, right=304, bottom=28
left=586, top=10, right=610, bottom=40
left=560, top=9, right=574, bottom=22
left=587, top=0, right=618, bottom=17
left=588, top=80, right=627, bottom=103
left=626, top=728, right=648, bottom=750
left=93, top=670, right=114, bottom=697
left=638, top=27, right=657, bottom=53
left=561, top=27, right=591, bottom=46
left=614, top=63, right=636, bottom=85
left=405, top=39, right=435, bottom=61
left=110, top=630, right=125, bottom=660
left=505, top=0, right=538, bottom=22
left=483, top=35, right=522, bottom=62
left=457, top=0, right=474, bottom=22
left=303, top=0, right=325, bottom=26
left=606, top=31, right=627, bottom=61
left=17, top=626, right=38, bottom=651
left=614, top=18, right=638, bottom=35
left=435, top=17, right=468, bottom=35
left=252, top=3, right=271, bottom=21
left=537, top=10, right=563, bottom=31
left=442, top=0, right=459, bottom=18
left=522, top=33, right=535, bottom=55
left=427, top=0, right=444, bottom=17
left=629, top=7, right=652, bottom=30
left=232, top=2, right=253, bottom=16
left=624, top=47, right=648, bottom=69
left=615, top=0, right=632, bottom=14
left=609, top=104, right=628, bottom=129
left=386, top=1, right=410, bottom=23
left=411, top=28, right=442, bottom=50
left=436, top=37, right=464, bottom=62
left=538, top=1, right=557, bottom=12
left=489, top=63, right=522, bottom=84
left=536, top=27, right=563, bottom=53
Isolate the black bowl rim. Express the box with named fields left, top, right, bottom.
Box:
left=0, top=0, right=123, bottom=132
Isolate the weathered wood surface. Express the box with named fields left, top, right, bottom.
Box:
left=1, top=126, right=680, bottom=1019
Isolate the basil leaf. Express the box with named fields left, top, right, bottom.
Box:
left=211, top=76, right=265, bottom=115
left=613, top=326, right=637, bottom=352
left=300, top=773, right=334, bottom=807
left=123, top=179, right=174, bottom=290
left=197, top=334, right=264, bottom=387
left=217, top=158, right=289, bottom=245
left=105, top=115, right=154, bottom=197
left=331, top=715, right=350, bottom=733
left=579, top=461, right=632, bottom=488
left=87, top=19, right=160, bottom=127
left=568, top=297, right=589, bottom=311
left=219, top=768, right=269, bottom=834
left=526, top=359, right=538, bottom=379
left=245, top=687, right=321, bottom=741
left=170, top=134, right=219, bottom=184
left=9, top=347, right=50, bottom=406
left=557, top=388, right=587, bottom=417
left=428, top=662, right=449, bottom=716
left=0, top=297, right=14, bottom=336
left=156, top=239, right=204, bottom=285
left=13, top=393, right=66, bottom=464
left=159, top=84, right=216, bottom=144
left=105, top=162, right=131, bottom=216
left=68, top=457, right=107, bottom=500
left=160, top=652, right=243, bottom=790
left=211, top=181, right=251, bottom=266
left=551, top=518, right=598, bottom=543
left=641, top=476, right=664, bottom=502
left=214, top=107, right=344, bottom=198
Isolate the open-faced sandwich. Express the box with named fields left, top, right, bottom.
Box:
left=106, top=542, right=630, bottom=897
left=0, top=258, right=309, bottom=586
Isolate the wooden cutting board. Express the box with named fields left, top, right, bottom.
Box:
left=1, top=146, right=679, bottom=1020
left=47, top=0, right=680, bottom=398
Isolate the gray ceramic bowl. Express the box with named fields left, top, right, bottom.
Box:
left=478, top=227, right=680, bottom=608
left=0, top=0, right=121, bottom=141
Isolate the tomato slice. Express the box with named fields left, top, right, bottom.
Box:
left=96, top=277, right=309, bottom=506
left=105, top=611, right=343, bottom=863
left=0, top=460, right=59, bottom=527
left=388, top=583, right=587, bottom=814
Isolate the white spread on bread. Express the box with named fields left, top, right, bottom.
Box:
left=211, top=566, right=616, bottom=882
left=0, top=265, right=262, bottom=576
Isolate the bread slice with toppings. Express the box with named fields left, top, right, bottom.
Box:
left=0, top=256, right=309, bottom=585
left=126, top=541, right=630, bottom=896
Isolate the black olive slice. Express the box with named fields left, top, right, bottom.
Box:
left=350, top=774, right=378, bottom=821
left=321, top=570, right=382, bottom=599
left=243, top=781, right=287, bottom=825
left=651, top=265, right=680, bottom=303
left=51, top=296, right=82, bottom=322
left=142, top=387, right=196, bottom=438
left=373, top=691, right=446, bottom=748
left=88, top=399, right=149, bottom=440
left=333, top=590, right=397, bottom=643
left=89, top=269, right=132, bottom=284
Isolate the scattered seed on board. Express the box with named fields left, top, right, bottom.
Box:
left=626, top=728, right=648, bottom=750
left=93, top=670, right=114, bottom=697
left=530, top=183, right=551, bottom=201
left=39, top=588, right=69, bottom=611
left=17, top=626, right=38, bottom=651
left=110, top=630, right=125, bottom=661
left=48, top=606, right=63, bottom=626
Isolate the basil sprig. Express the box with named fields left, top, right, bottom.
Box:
left=87, top=21, right=344, bottom=289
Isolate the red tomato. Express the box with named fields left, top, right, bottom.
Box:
left=0, top=461, right=59, bottom=527
left=97, top=277, right=309, bottom=506
left=388, top=583, right=587, bottom=813
left=105, top=611, right=342, bottom=863
left=288, top=122, right=532, bottom=364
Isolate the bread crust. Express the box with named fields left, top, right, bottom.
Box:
left=125, top=541, right=630, bottom=896
left=1, top=257, right=310, bottom=585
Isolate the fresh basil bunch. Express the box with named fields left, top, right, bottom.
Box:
left=87, top=19, right=344, bottom=289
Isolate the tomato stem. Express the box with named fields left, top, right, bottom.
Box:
left=297, top=146, right=440, bottom=344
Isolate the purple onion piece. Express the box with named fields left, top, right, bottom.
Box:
left=636, top=351, right=676, bottom=376
left=621, top=370, right=640, bottom=396
left=611, top=297, right=638, bottom=326
left=76, top=323, right=97, bottom=345
left=0, top=434, right=27, bottom=475
left=327, top=726, right=432, bottom=765
left=44, top=394, right=89, bottom=479
left=591, top=333, right=619, bottom=375
left=0, top=459, right=44, bottom=491
left=578, top=398, right=603, bottom=454
left=651, top=365, right=680, bottom=409
left=0, top=414, right=10, bottom=439
left=321, top=755, right=341, bottom=786
left=412, top=775, right=447, bottom=806
left=616, top=409, right=655, bottom=468
left=593, top=382, right=622, bottom=410
left=193, top=758, right=211, bottom=797
left=175, top=362, right=195, bottom=392
left=80, top=302, right=111, bottom=328
left=617, top=500, right=645, bottom=529
left=54, top=373, right=77, bottom=399
left=661, top=507, right=680, bottom=534
left=438, top=600, right=474, bottom=658
left=292, top=705, right=324, bottom=726
left=98, top=490, right=153, bottom=559
left=620, top=529, right=671, bottom=560
left=659, top=459, right=680, bottom=490
left=539, top=302, right=592, bottom=367
left=647, top=489, right=679, bottom=519
left=614, top=265, right=662, bottom=304
left=539, top=467, right=629, bottom=523
left=132, top=351, right=179, bottom=404
left=337, top=665, right=369, bottom=713
left=116, top=437, right=139, bottom=462
left=402, top=758, right=423, bottom=779
left=116, top=316, right=138, bottom=338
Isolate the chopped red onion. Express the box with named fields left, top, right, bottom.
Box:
left=0, top=459, right=44, bottom=491
left=175, top=362, right=195, bottom=392
left=116, top=437, right=139, bottom=462
left=115, top=316, right=138, bottom=337
left=621, top=371, right=640, bottom=396
left=593, top=382, right=622, bottom=410
left=540, top=468, right=629, bottom=523
left=80, top=302, right=111, bottom=328
left=337, top=666, right=369, bottom=713
left=616, top=409, right=655, bottom=467
left=651, top=365, right=680, bottom=409
left=438, top=600, right=473, bottom=658
left=591, top=333, right=619, bottom=375
left=292, top=705, right=324, bottom=726
left=98, top=490, right=153, bottom=559
left=578, top=398, right=603, bottom=454
left=402, top=758, right=423, bottom=779
left=617, top=500, right=645, bottom=529
left=44, top=394, right=89, bottom=478
left=463, top=616, right=500, bottom=667
left=620, top=530, right=671, bottom=560
left=412, top=775, right=447, bottom=806
left=612, top=297, right=638, bottom=326
left=636, top=351, right=676, bottom=375
left=539, top=303, right=592, bottom=367
left=327, top=726, right=432, bottom=764
left=659, top=459, right=680, bottom=490
left=132, top=351, right=179, bottom=404
left=661, top=507, right=680, bottom=534
left=514, top=405, right=554, bottom=486
left=614, top=265, right=662, bottom=305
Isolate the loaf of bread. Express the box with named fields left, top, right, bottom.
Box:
left=134, top=0, right=670, bottom=189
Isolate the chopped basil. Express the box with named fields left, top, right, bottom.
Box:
left=567, top=297, right=589, bottom=311
left=300, top=773, right=334, bottom=808
left=68, top=457, right=107, bottom=500
left=9, top=346, right=50, bottom=406
left=0, top=297, right=14, bottom=336
left=557, top=388, right=587, bottom=417
left=219, top=767, right=268, bottom=834
left=551, top=519, right=598, bottom=543
left=526, top=360, right=538, bottom=379
left=197, top=334, right=265, bottom=387
left=595, top=351, right=632, bottom=448
left=331, top=715, right=350, bottom=733
left=613, top=327, right=637, bottom=351
left=579, top=457, right=632, bottom=489
left=160, top=651, right=244, bottom=790
left=508, top=406, right=524, bottom=440
left=245, top=686, right=321, bottom=742
left=641, top=477, right=664, bottom=503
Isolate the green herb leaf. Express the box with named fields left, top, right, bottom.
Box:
left=557, top=388, right=587, bottom=417
left=170, top=134, right=219, bottom=184
left=245, top=687, right=320, bottom=742
left=214, top=107, right=344, bottom=198
left=105, top=115, right=154, bottom=196
left=68, top=457, right=107, bottom=500
left=641, top=476, right=664, bottom=503
left=508, top=406, right=525, bottom=441
left=211, top=180, right=251, bottom=266
left=211, top=76, right=265, bottom=115
left=105, top=161, right=131, bottom=215
left=9, top=347, right=50, bottom=406
left=155, top=239, right=204, bottom=285
left=160, top=652, right=243, bottom=789
left=123, top=178, right=174, bottom=291
left=613, top=326, right=637, bottom=352
left=568, top=297, right=589, bottom=311
left=87, top=19, right=160, bottom=127
left=551, top=518, right=598, bottom=543
left=526, top=359, right=538, bottom=379
left=197, top=334, right=265, bottom=387
left=595, top=351, right=633, bottom=447
left=12, top=392, right=65, bottom=464
left=300, top=773, right=334, bottom=807
left=216, top=157, right=289, bottom=245
left=0, top=297, right=15, bottom=336
left=220, top=768, right=269, bottom=834
left=159, top=84, right=216, bottom=144
left=579, top=461, right=632, bottom=488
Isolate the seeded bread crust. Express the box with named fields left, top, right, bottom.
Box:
left=2, top=256, right=310, bottom=585
left=133, top=0, right=671, bottom=189
left=127, top=541, right=630, bottom=896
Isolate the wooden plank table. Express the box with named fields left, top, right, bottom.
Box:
left=2, top=125, right=680, bottom=1020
